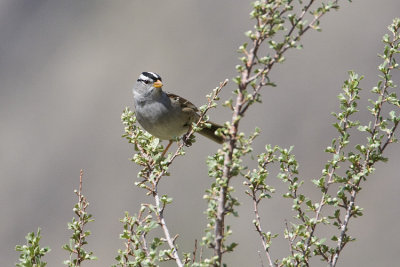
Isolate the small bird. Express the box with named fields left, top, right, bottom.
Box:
left=132, top=72, right=223, bottom=155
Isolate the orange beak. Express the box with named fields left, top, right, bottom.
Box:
left=153, top=80, right=163, bottom=88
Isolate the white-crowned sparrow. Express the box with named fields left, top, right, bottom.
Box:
left=132, top=72, right=224, bottom=150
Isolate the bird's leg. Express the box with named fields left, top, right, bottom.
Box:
left=161, top=140, right=173, bottom=158
left=182, top=126, right=194, bottom=147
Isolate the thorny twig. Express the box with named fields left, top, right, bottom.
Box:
left=214, top=0, right=341, bottom=265
left=330, top=23, right=400, bottom=267
left=75, top=170, right=88, bottom=266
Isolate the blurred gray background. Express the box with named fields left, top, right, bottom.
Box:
left=1, top=0, right=399, bottom=266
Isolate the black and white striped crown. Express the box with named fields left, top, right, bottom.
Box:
left=137, top=72, right=162, bottom=84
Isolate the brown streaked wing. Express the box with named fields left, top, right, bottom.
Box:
left=166, top=92, right=199, bottom=112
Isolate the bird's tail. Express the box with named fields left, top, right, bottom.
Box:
left=199, top=121, right=224, bottom=144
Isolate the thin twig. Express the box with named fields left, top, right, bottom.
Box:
left=153, top=191, right=183, bottom=267
left=284, top=220, right=295, bottom=259
left=330, top=29, right=399, bottom=266
left=76, top=169, right=84, bottom=266
left=241, top=0, right=338, bottom=116
left=252, top=191, right=275, bottom=267
left=192, top=239, right=198, bottom=263
left=213, top=1, right=341, bottom=265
